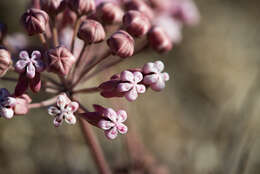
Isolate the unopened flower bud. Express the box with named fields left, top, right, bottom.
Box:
left=125, top=0, right=154, bottom=20
left=67, top=0, right=95, bottom=16
left=148, top=26, right=173, bottom=53
left=78, top=19, right=105, bottom=44
left=123, top=10, right=151, bottom=37
left=0, top=47, right=11, bottom=77
left=96, top=2, right=123, bottom=24
left=40, top=0, right=66, bottom=16
left=47, top=46, right=76, bottom=75
left=0, top=23, right=7, bottom=41
left=21, top=8, right=49, bottom=36
left=107, top=30, right=134, bottom=58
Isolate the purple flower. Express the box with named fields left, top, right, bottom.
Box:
left=15, top=50, right=45, bottom=79
left=48, top=93, right=79, bottom=127
left=143, top=61, right=169, bottom=91
left=117, top=70, right=146, bottom=101
left=98, top=108, right=128, bottom=140
left=0, top=88, right=16, bottom=119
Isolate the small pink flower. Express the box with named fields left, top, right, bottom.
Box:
left=98, top=108, right=128, bottom=140
left=143, top=61, right=169, bottom=91
left=15, top=50, right=45, bottom=79
left=0, top=88, right=16, bottom=119
left=48, top=93, right=79, bottom=127
left=117, top=70, right=146, bottom=101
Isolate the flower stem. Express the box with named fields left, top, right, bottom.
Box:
left=38, top=33, right=48, bottom=49
left=28, top=95, right=59, bottom=109
left=72, top=87, right=100, bottom=94
left=75, top=102, right=112, bottom=174
left=71, top=18, right=81, bottom=54
left=50, top=16, right=59, bottom=47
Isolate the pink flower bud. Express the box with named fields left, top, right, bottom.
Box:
left=21, top=8, right=49, bottom=36
left=147, top=26, right=173, bottom=53
left=47, top=46, right=76, bottom=75
left=40, top=0, right=67, bottom=16
left=107, top=30, right=134, bottom=58
left=68, top=0, right=95, bottom=16
left=78, top=19, right=105, bottom=44
left=14, top=94, right=32, bottom=115
left=0, top=47, right=11, bottom=77
left=125, top=0, right=154, bottom=20
left=96, top=2, right=124, bottom=24
left=123, top=10, right=151, bottom=37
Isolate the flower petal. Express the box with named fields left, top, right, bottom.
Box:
left=143, top=62, right=157, bottom=74
left=26, top=62, right=36, bottom=79
left=0, top=107, right=14, bottom=119
left=120, top=70, right=134, bottom=82
left=154, top=61, right=164, bottom=72
left=133, top=71, right=143, bottom=83
left=31, top=50, right=41, bottom=60
left=15, top=60, right=28, bottom=73
left=105, top=127, right=118, bottom=140
left=117, top=83, right=133, bottom=92
left=151, top=79, right=165, bottom=91
left=57, top=93, right=70, bottom=110
left=53, top=117, right=63, bottom=127
left=48, top=106, right=60, bottom=116
left=65, top=113, right=77, bottom=125
left=98, top=120, right=115, bottom=130
left=19, top=51, right=29, bottom=60
left=143, top=74, right=159, bottom=85
left=125, top=88, right=138, bottom=101
left=104, top=108, right=118, bottom=122
left=161, top=72, right=170, bottom=81
left=136, top=84, right=146, bottom=94
left=66, top=102, right=79, bottom=113
left=117, top=110, right=127, bottom=123
left=117, top=123, right=128, bottom=134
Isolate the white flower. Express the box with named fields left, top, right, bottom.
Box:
left=98, top=108, right=128, bottom=140
left=0, top=88, right=16, bottom=119
left=48, top=93, right=79, bottom=127
left=143, top=61, right=170, bottom=91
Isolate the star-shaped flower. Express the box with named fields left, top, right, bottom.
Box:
left=48, top=93, right=79, bottom=127
left=15, top=50, right=45, bottom=79
left=143, top=61, right=170, bottom=91
left=0, top=88, right=16, bottom=119
left=98, top=108, right=128, bottom=140
left=117, top=70, right=146, bottom=101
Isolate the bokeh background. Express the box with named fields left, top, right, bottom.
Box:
left=1, top=0, right=260, bottom=173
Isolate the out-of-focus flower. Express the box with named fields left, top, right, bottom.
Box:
left=0, top=47, right=12, bottom=77
left=0, top=88, right=16, bottom=119
left=47, top=46, right=76, bottom=75
left=78, top=19, right=106, bottom=44
left=48, top=93, right=79, bottom=127
left=148, top=26, right=173, bottom=53
left=107, top=30, right=134, bottom=58
left=67, top=0, right=96, bottom=16
left=123, top=10, right=151, bottom=37
left=125, top=0, right=154, bottom=20
left=96, top=2, right=124, bottom=24
left=40, top=0, right=67, bottom=16
left=143, top=60, right=169, bottom=91
left=15, top=50, right=45, bottom=79
left=118, top=70, right=146, bottom=101
left=4, top=33, right=29, bottom=53
left=21, top=8, right=49, bottom=36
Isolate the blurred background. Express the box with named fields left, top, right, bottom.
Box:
left=1, top=0, right=260, bottom=173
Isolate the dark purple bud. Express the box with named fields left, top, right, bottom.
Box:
left=67, top=0, right=95, bottom=16
left=107, top=30, right=134, bottom=58
left=0, top=47, right=11, bottom=77
left=21, top=8, right=49, bottom=36
left=15, top=74, right=29, bottom=97
left=30, top=72, right=42, bottom=93
left=47, top=46, right=76, bottom=75
left=148, top=26, right=173, bottom=53
left=40, top=0, right=67, bottom=16
left=123, top=10, right=151, bottom=37
left=96, top=2, right=123, bottom=24
left=78, top=19, right=105, bottom=44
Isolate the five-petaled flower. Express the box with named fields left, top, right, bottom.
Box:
left=98, top=108, right=128, bottom=140
left=0, top=88, right=16, bottom=119
left=143, top=60, right=170, bottom=91
left=117, top=70, right=146, bottom=101
left=48, top=93, right=79, bottom=127
left=15, top=50, right=45, bottom=79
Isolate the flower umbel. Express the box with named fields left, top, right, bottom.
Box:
left=48, top=93, right=79, bottom=127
